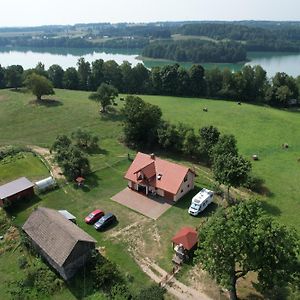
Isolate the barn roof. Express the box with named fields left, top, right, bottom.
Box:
left=172, top=227, right=198, bottom=250
left=0, top=177, right=34, bottom=199
left=125, top=152, right=195, bottom=195
left=22, top=207, right=96, bottom=267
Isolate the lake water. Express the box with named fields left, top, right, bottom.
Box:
left=0, top=47, right=299, bottom=77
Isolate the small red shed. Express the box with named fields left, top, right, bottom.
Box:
left=171, top=227, right=198, bottom=264
left=0, top=177, right=34, bottom=207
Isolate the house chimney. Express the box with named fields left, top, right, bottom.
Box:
left=150, top=153, right=155, bottom=160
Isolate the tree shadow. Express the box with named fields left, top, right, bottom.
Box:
left=261, top=201, right=281, bottom=216
left=66, top=267, right=96, bottom=299
left=5, top=194, right=42, bottom=218
left=29, top=99, right=63, bottom=107
left=100, top=110, right=125, bottom=122
left=86, top=146, right=109, bottom=156
left=9, top=88, right=28, bottom=94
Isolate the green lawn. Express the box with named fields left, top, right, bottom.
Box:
left=0, top=152, right=50, bottom=184
left=0, top=88, right=300, bottom=298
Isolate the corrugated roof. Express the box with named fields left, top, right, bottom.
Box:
left=0, top=177, right=34, bottom=199
left=22, top=207, right=96, bottom=267
left=172, top=227, right=198, bottom=250
left=125, top=152, right=193, bottom=195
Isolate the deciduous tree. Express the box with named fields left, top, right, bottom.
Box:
left=25, top=73, right=54, bottom=101
left=195, top=201, right=299, bottom=300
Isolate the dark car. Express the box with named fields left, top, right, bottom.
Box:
left=85, top=209, right=105, bottom=224
left=94, top=213, right=117, bottom=230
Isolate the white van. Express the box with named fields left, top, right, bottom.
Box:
left=188, top=188, right=214, bottom=216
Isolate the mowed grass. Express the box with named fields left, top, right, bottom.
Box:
left=141, top=95, right=300, bottom=231
left=0, top=152, right=50, bottom=184
left=0, top=88, right=300, bottom=298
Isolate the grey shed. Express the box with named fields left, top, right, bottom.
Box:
left=22, top=207, right=96, bottom=280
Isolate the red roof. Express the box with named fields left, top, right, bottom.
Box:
left=172, top=227, right=198, bottom=250
left=75, top=177, right=85, bottom=183
left=125, top=152, right=194, bottom=195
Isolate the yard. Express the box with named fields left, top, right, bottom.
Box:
left=0, top=88, right=299, bottom=299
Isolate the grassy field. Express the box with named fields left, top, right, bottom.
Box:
left=0, top=152, right=50, bottom=184
left=0, top=88, right=299, bottom=299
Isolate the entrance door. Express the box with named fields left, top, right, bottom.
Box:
left=138, top=185, right=147, bottom=195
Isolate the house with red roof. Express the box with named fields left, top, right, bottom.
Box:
left=124, top=152, right=195, bottom=201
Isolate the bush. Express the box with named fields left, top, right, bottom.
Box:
left=134, top=284, right=166, bottom=300
left=243, top=173, right=265, bottom=192
left=18, top=256, right=29, bottom=269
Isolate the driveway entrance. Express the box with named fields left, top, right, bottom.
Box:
left=112, top=188, right=173, bottom=220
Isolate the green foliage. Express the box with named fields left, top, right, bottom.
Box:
left=52, top=135, right=90, bottom=180
left=89, top=82, right=118, bottom=113
left=90, top=252, right=124, bottom=292
left=122, top=95, right=162, bottom=148
left=213, top=153, right=251, bottom=201
left=134, top=284, right=166, bottom=300
left=5, top=65, right=23, bottom=89
left=110, top=284, right=132, bottom=300
left=0, top=208, right=10, bottom=233
left=7, top=258, right=64, bottom=299
left=71, top=128, right=99, bottom=151
left=195, top=201, right=300, bottom=300
left=213, top=134, right=238, bottom=159
left=48, top=64, right=64, bottom=88
left=24, top=73, right=54, bottom=101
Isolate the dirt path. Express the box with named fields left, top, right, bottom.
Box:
left=28, top=145, right=65, bottom=180
left=108, top=220, right=213, bottom=300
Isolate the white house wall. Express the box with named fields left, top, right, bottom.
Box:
left=173, top=171, right=195, bottom=202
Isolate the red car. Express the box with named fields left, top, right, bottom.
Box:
left=85, top=209, right=104, bottom=224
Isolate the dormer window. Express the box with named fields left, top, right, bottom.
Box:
left=184, top=175, right=188, bottom=182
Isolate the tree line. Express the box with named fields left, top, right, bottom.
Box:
left=178, top=23, right=300, bottom=52
left=142, top=40, right=246, bottom=63
left=0, top=59, right=299, bottom=107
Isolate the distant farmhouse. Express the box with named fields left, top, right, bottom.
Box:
left=22, top=207, right=96, bottom=280
left=0, top=177, right=34, bottom=207
left=125, top=152, right=195, bottom=201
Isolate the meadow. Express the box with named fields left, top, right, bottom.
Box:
left=0, top=88, right=299, bottom=299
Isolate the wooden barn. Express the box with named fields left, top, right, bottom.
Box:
left=0, top=177, right=34, bottom=207
left=22, top=207, right=96, bottom=280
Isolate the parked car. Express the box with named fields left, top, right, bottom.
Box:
left=85, top=209, right=104, bottom=224
left=188, top=188, right=214, bottom=216
left=94, top=213, right=117, bottom=230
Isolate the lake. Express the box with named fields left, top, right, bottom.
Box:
left=0, top=47, right=299, bottom=77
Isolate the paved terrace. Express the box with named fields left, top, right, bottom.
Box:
left=112, top=188, right=173, bottom=220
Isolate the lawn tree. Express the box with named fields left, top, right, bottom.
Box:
left=122, top=95, right=162, bottom=148
left=51, top=135, right=90, bottom=180
left=212, top=134, right=238, bottom=159
left=5, top=65, right=23, bottom=90
left=71, top=128, right=99, bottom=151
left=25, top=73, right=54, bottom=101
left=0, top=64, right=5, bottom=88
left=195, top=201, right=299, bottom=300
left=63, top=67, right=79, bottom=90
left=213, top=153, right=251, bottom=201
left=89, top=82, right=118, bottom=113
left=48, top=64, right=64, bottom=88
left=199, top=125, right=220, bottom=163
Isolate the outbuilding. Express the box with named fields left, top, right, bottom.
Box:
left=22, top=207, right=96, bottom=280
left=171, top=227, right=198, bottom=265
left=35, top=177, right=56, bottom=192
left=0, top=177, right=34, bottom=207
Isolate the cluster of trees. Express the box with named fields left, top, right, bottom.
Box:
left=51, top=129, right=99, bottom=179
left=1, top=59, right=299, bottom=107
left=142, top=40, right=247, bottom=63
left=123, top=96, right=252, bottom=200
left=178, top=23, right=300, bottom=52
left=196, top=200, right=300, bottom=300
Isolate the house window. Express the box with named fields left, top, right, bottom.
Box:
left=181, top=189, right=183, bottom=193
left=187, top=184, right=190, bottom=188
left=184, top=175, right=187, bottom=182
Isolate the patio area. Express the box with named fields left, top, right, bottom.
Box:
left=112, top=187, right=173, bottom=220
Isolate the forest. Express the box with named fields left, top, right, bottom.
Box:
left=142, top=40, right=247, bottom=63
